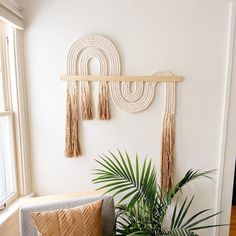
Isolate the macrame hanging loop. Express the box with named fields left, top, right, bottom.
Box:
left=110, top=75, right=158, bottom=112
left=65, top=34, right=121, bottom=157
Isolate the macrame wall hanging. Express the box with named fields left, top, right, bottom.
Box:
left=61, top=34, right=183, bottom=191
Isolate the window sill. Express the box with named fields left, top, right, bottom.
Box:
left=0, top=193, right=35, bottom=233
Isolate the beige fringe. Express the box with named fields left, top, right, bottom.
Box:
left=80, top=81, right=93, bottom=120
left=161, top=82, right=176, bottom=192
left=65, top=83, right=81, bottom=157
left=98, top=81, right=110, bottom=120
left=161, top=113, right=175, bottom=192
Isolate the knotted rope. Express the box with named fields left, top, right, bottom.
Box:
left=65, top=35, right=120, bottom=157
left=110, top=78, right=157, bottom=112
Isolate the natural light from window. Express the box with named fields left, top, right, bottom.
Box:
left=0, top=116, right=16, bottom=203
left=0, top=20, right=18, bottom=206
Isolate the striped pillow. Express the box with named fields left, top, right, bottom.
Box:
left=31, top=199, right=103, bottom=236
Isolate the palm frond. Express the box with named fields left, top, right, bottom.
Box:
left=171, top=197, right=194, bottom=230
left=116, top=200, right=153, bottom=235
left=166, top=169, right=216, bottom=203
left=170, top=196, right=226, bottom=233
left=92, top=150, right=157, bottom=208
left=161, top=228, right=198, bottom=236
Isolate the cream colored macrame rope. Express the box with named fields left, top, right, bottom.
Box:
left=110, top=75, right=158, bottom=112
left=65, top=34, right=121, bottom=157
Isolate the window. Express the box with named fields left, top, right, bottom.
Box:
left=0, top=20, right=19, bottom=207
left=0, top=114, right=17, bottom=204
left=0, top=1, right=30, bottom=210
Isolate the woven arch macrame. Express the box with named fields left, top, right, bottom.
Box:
left=110, top=78, right=157, bottom=112
left=64, top=34, right=177, bottom=191
left=65, top=35, right=121, bottom=157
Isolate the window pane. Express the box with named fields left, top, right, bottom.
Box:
left=0, top=72, right=4, bottom=111
left=0, top=115, right=16, bottom=203
left=0, top=33, right=4, bottom=111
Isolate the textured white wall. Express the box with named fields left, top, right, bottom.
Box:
left=21, top=0, right=231, bottom=235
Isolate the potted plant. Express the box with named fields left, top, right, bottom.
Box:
left=92, top=150, right=226, bottom=236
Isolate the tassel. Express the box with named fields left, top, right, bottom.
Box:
left=65, top=83, right=81, bottom=157
left=161, top=82, right=176, bottom=192
left=65, top=90, right=72, bottom=156
left=161, top=113, right=175, bottom=192
left=80, top=81, right=93, bottom=120
left=98, top=81, right=110, bottom=120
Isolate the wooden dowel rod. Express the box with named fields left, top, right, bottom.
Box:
left=60, top=75, right=184, bottom=82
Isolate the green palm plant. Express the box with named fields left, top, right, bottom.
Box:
left=92, top=150, right=226, bottom=236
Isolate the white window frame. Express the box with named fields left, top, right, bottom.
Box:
left=0, top=21, right=18, bottom=207
left=12, top=27, right=32, bottom=198
left=0, top=18, right=31, bottom=208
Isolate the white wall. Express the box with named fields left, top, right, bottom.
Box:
left=21, top=0, right=231, bottom=235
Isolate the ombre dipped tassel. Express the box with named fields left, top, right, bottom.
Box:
left=98, top=81, right=110, bottom=120
left=65, top=83, right=81, bottom=157
left=80, top=81, right=93, bottom=120
left=161, top=82, right=176, bottom=192
left=161, top=113, right=175, bottom=192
